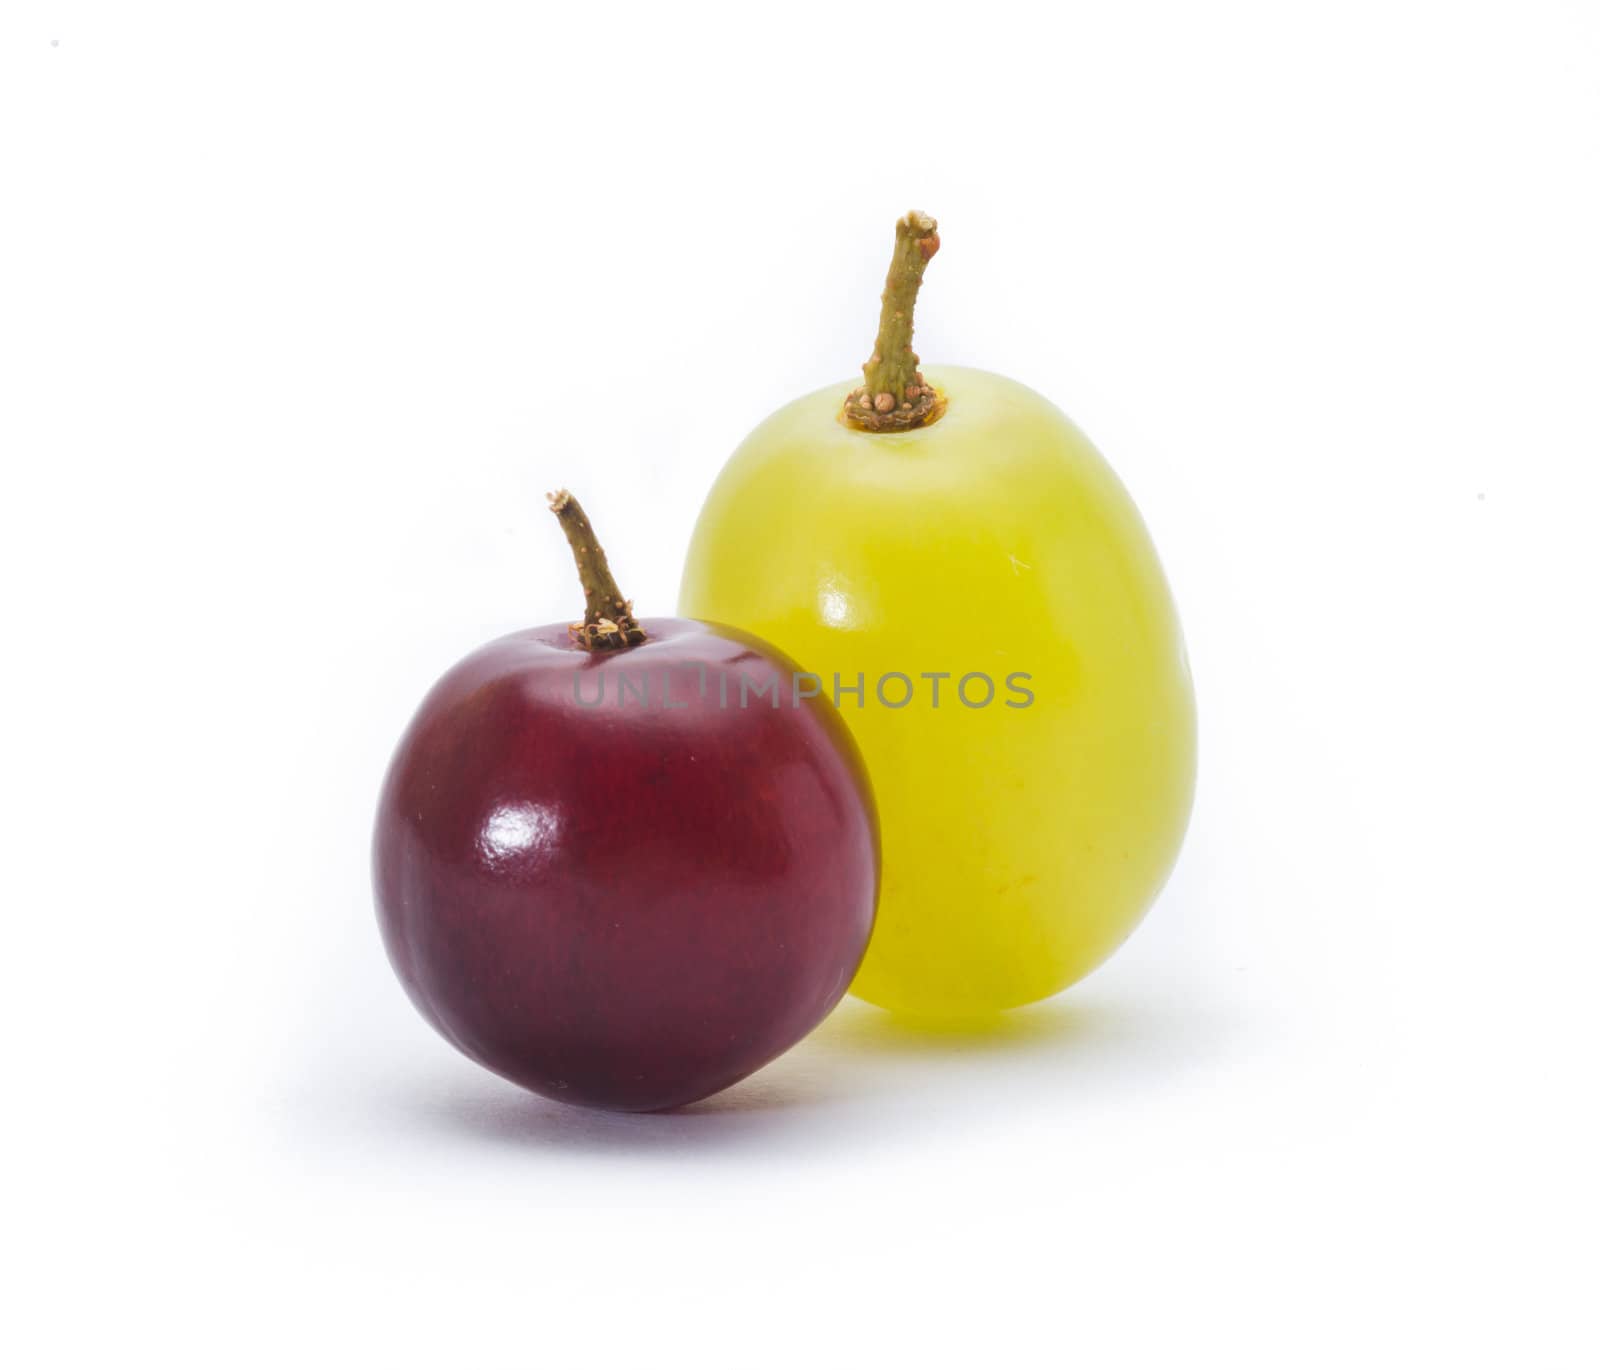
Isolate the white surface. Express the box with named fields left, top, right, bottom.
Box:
left=4, top=2, right=1598, bottom=1364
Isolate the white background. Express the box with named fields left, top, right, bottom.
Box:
left=4, top=2, right=1597, bottom=1364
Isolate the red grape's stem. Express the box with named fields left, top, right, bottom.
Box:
left=547, top=490, right=646, bottom=650
left=843, top=210, right=945, bottom=433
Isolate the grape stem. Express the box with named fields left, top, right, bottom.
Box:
left=844, top=210, right=944, bottom=433
left=547, top=489, right=646, bottom=650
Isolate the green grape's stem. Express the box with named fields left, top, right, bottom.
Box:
left=547, top=489, right=646, bottom=650
left=844, top=210, right=944, bottom=433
